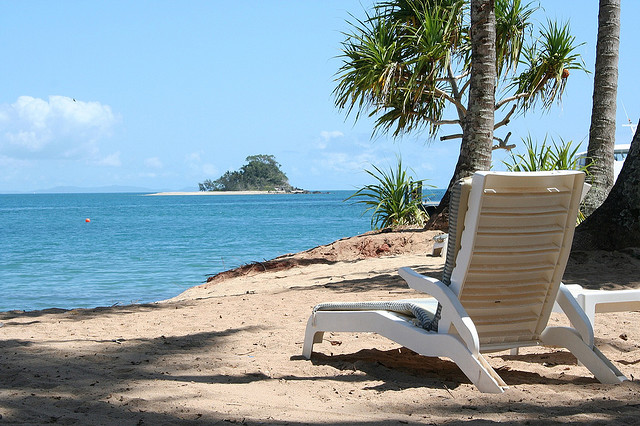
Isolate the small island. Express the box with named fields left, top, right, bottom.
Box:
left=198, top=154, right=310, bottom=193
left=147, top=155, right=323, bottom=196
left=198, top=154, right=304, bottom=193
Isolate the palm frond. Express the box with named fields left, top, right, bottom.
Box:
left=503, top=134, right=590, bottom=173
left=334, top=0, right=466, bottom=139
left=333, top=11, right=408, bottom=119
left=495, top=0, right=537, bottom=76
left=510, top=19, right=586, bottom=111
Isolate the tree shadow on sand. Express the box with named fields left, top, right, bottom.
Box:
left=287, top=263, right=443, bottom=294
left=299, top=347, right=610, bottom=390
left=0, top=324, right=263, bottom=423
left=1, top=314, right=638, bottom=424
left=0, top=301, right=183, bottom=321
left=288, top=347, right=640, bottom=423
left=564, top=249, right=640, bottom=290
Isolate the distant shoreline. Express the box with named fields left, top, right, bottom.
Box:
left=146, top=190, right=301, bottom=196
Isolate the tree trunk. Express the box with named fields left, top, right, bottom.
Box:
left=582, top=0, right=620, bottom=217
left=427, top=0, right=496, bottom=230
left=573, top=120, right=640, bottom=251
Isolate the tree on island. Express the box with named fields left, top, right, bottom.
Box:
left=199, top=155, right=294, bottom=192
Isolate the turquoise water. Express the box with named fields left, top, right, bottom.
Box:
left=0, top=190, right=443, bottom=312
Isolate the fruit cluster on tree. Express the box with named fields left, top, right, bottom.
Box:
left=199, top=155, right=293, bottom=192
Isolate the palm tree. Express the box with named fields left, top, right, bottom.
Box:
left=574, top=121, right=640, bottom=250
left=582, top=0, right=620, bottom=217
left=334, top=0, right=586, bottom=226
left=573, top=0, right=640, bottom=250
left=456, top=0, right=496, bottom=182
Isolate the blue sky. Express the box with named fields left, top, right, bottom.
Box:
left=0, top=1, right=638, bottom=193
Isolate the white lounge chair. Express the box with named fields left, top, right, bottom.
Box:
left=555, top=284, right=640, bottom=327
left=302, top=171, right=627, bottom=393
left=439, top=183, right=640, bottom=332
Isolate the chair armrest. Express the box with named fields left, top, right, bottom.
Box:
left=556, top=283, right=595, bottom=347
left=399, top=267, right=480, bottom=355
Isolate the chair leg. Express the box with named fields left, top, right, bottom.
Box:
left=358, top=321, right=509, bottom=392
left=580, top=295, right=597, bottom=328
left=541, top=327, right=627, bottom=384
left=445, top=350, right=509, bottom=393
left=302, top=321, right=323, bottom=359
left=302, top=312, right=509, bottom=393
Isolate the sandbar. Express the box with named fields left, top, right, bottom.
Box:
left=146, top=190, right=289, bottom=196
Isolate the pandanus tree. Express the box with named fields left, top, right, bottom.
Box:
left=334, top=0, right=586, bottom=225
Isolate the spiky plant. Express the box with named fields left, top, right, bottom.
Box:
left=335, top=1, right=586, bottom=140
left=347, top=160, right=431, bottom=229
left=503, top=135, right=589, bottom=172
left=511, top=20, right=587, bottom=111
left=504, top=135, right=591, bottom=222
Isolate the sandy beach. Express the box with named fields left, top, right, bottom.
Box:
left=1, top=229, right=639, bottom=424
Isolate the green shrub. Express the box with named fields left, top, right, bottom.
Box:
left=504, top=135, right=591, bottom=222
left=347, top=160, right=431, bottom=230
left=503, top=135, right=589, bottom=172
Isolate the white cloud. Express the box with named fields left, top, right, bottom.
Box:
left=98, top=151, right=121, bottom=167
left=317, top=130, right=344, bottom=149
left=144, top=157, right=163, bottom=169
left=184, top=151, right=217, bottom=177
left=318, top=151, right=377, bottom=173
left=0, top=95, right=118, bottom=159
left=320, top=130, right=344, bottom=140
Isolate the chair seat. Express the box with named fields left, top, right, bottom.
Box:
left=313, top=298, right=439, bottom=329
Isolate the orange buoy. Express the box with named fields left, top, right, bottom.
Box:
left=85, top=218, right=91, bottom=223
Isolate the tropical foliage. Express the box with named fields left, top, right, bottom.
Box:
left=335, top=0, right=585, bottom=145
left=199, top=155, right=292, bottom=191
left=503, top=136, right=591, bottom=223
left=335, top=0, right=586, bottom=207
left=503, top=136, right=590, bottom=172
left=347, top=160, right=430, bottom=229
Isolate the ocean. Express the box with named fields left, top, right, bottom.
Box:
left=0, top=190, right=444, bottom=312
